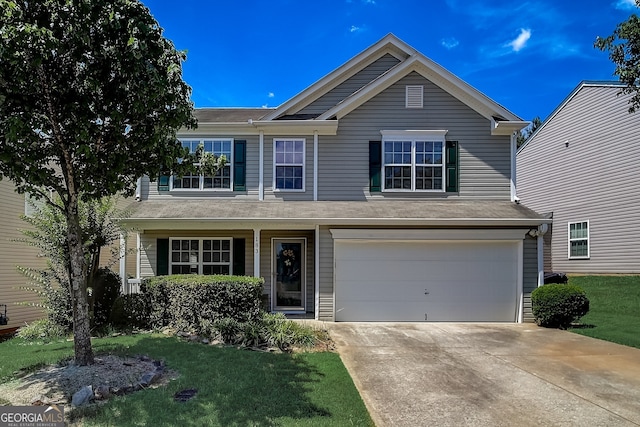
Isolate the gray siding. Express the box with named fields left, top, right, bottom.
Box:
left=317, top=72, right=512, bottom=200
left=297, top=54, right=401, bottom=116
left=523, top=235, right=538, bottom=322
left=0, top=180, right=45, bottom=331
left=318, top=226, right=334, bottom=321
left=517, top=85, right=640, bottom=273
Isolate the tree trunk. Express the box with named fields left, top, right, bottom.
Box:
left=66, top=198, right=94, bottom=366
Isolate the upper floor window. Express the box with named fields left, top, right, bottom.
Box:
left=172, top=139, right=232, bottom=190
left=381, top=131, right=446, bottom=192
left=568, top=221, right=589, bottom=259
left=273, top=139, right=305, bottom=191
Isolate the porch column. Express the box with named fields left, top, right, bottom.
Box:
left=119, top=233, right=127, bottom=292
left=136, top=232, right=141, bottom=279
left=253, top=228, right=261, bottom=277
left=537, top=234, right=544, bottom=287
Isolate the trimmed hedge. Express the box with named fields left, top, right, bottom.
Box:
left=531, top=284, right=590, bottom=329
left=109, top=293, right=151, bottom=329
left=141, top=275, right=264, bottom=332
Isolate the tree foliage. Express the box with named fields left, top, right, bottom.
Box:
left=0, top=0, right=200, bottom=364
left=595, top=0, right=640, bottom=113
left=516, top=116, right=542, bottom=148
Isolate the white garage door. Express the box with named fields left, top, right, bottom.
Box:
left=334, top=240, right=519, bottom=322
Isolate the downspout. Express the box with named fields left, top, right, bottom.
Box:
left=536, top=224, right=549, bottom=287
left=313, top=131, right=318, bottom=201
left=510, top=131, right=517, bottom=202
left=134, top=177, right=142, bottom=201
left=259, top=130, right=264, bottom=201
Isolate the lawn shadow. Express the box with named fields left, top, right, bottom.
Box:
left=570, top=323, right=596, bottom=329
left=90, top=336, right=335, bottom=426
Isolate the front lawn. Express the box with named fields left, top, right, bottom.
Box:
left=0, top=334, right=373, bottom=426
left=568, top=275, right=640, bottom=349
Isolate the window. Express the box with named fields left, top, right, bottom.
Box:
left=170, top=238, right=232, bottom=275
left=381, top=131, right=446, bottom=191
left=274, top=139, right=305, bottom=190
left=568, top=221, right=589, bottom=259
left=172, top=139, right=232, bottom=190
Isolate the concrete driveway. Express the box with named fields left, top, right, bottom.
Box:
left=327, top=323, right=640, bottom=427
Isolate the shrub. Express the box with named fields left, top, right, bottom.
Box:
left=532, top=284, right=590, bottom=329
left=16, top=318, right=67, bottom=341
left=109, top=294, right=151, bottom=329
left=90, top=268, right=121, bottom=329
left=142, top=275, right=264, bottom=332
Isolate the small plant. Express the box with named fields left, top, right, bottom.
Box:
left=16, top=318, right=67, bottom=341
left=214, top=317, right=242, bottom=344
left=261, top=313, right=315, bottom=351
left=532, top=284, right=590, bottom=329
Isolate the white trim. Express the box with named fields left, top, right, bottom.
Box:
left=314, top=225, right=320, bottom=320
left=271, top=237, right=307, bottom=312
left=313, top=131, right=318, bottom=201
left=259, top=131, right=264, bottom=201
left=273, top=138, right=306, bottom=192
left=380, top=129, right=447, bottom=137
left=181, top=120, right=338, bottom=136
left=568, top=220, right=590, bottom=259
left=253, top=228, right=261, bottom=277
left=517, top=240, right=524, bottom=323
left=330, top=228, right=528, bottom=241
left=168, top=237, right=233, bottom=275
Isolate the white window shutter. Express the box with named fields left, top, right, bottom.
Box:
left=406, top=85, right=424, bottom=108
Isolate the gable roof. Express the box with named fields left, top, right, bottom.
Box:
left=262, top=33, right=527, bottom=134
left=517, top=81, right=627, bottom=154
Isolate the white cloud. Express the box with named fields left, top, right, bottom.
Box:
left=350, top=25, right=361, bottom=33
left=614, top=0, right=638, bottom=10
left=268, top=92, right=274, bottom=98
left=362, top=0, right=376, bottom=4
left=441, top=37, right=460, bottom=49
left=507, top=28, right=531, bottom=52
left=262, top=104, right=269, bottom=109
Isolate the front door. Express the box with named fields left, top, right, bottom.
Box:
left=272, top=238, right=305, bottom=311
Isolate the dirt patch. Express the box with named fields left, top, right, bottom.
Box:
left=0, top=354, right=176, bottom=407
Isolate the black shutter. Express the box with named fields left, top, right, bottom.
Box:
left=157, top=238, right=169, bottom=276
left=233, top=140, right=246, bottom=191
left=157, top=175, right=170, bottom=192
left=233, top=238, right=246, bottom=276
left=369, top=141, right=382, bottom=193
left=445, top=141, right=459, bottom=193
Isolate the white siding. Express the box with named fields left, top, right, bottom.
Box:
left=517, top=85, right=640, bottom=273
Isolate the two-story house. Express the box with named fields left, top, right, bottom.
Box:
left=125, top=34, right=549, bottom=322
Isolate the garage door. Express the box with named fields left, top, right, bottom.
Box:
left=334, top=240, right=519, bottom=322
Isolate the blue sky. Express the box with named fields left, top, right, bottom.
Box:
left=141, top=0, right=639, bottom=121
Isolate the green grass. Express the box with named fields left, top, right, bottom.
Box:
left=0, top=334, right=373, bottom=427
left=568, top=275, right=640, bottom=349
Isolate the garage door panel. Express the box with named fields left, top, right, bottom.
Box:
left=334, top=240, right=519, bottom=322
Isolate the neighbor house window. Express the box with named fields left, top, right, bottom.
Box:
left=568, top=221, right=589, bottom=259
left=172, top=139, right=232, bottom=190
left=381, top=130, right=446, bottom=191
left=170, top=238, right=232, bottom=275
left=273, top=138, right=305, bottom=190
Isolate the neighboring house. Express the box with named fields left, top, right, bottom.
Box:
left=0, top=180, right=44, bottom=332
left=517, top=81, right=639, bottom=274
left=125, top=34, right=549, bottom=322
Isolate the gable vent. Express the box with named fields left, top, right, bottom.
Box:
left=406, top=85, right=423, bottom=108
